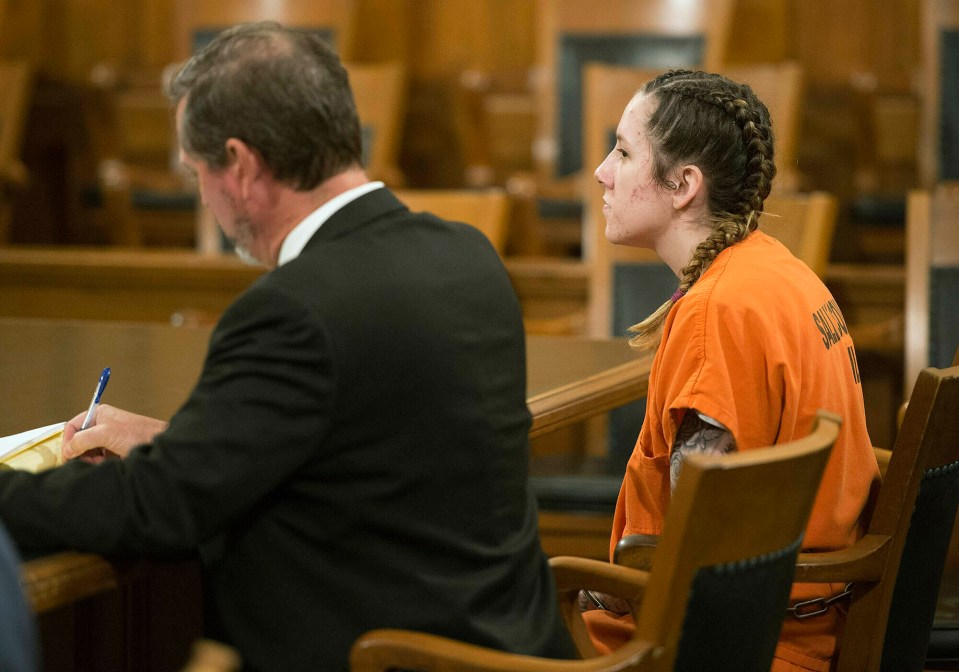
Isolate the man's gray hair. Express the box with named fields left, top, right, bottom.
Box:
left=166, top=21, right=362, bottom=190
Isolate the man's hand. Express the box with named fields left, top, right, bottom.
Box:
left=61, top=404, right=168, bottom=463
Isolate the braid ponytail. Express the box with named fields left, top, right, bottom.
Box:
left=627, top=71, right=777, bottom=351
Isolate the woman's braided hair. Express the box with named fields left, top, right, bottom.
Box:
left=628, top=70, right=777, bottom=351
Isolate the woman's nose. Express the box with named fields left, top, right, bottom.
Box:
left=595, top=157, right=611, bottom=188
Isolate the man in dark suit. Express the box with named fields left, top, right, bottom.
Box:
left=0, top=22, right=574, bottom=672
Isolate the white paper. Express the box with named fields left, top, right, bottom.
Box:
left=0, top=423, right=65, bottom=461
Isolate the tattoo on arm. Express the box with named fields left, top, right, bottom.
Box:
left=669, top=411, right=736, bottom=491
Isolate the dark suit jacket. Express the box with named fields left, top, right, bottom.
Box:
left=0, top=188, right=575, bottom=671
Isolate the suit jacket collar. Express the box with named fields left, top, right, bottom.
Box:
left=301, top=187, right=407, bottom=253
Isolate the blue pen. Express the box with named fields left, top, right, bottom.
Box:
left=80, top=367, right=111, bottom=430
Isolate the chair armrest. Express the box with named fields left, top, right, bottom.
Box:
left=873, top=446, right=892, bottom=479
left=181, top=639, right=241, bottom=672
left=0, top=160, right=28, bottom=188
left=613, top=534, right=659, bottom=571
left=549, top=556, right=650, bottom=659
left=350, top=627, right=657, bottom=671
left=794, top=534, right=891, bottom=583
left=549, top=555, right=649, bottom=601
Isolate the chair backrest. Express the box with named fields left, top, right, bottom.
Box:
left=0, top=60, right=32, bottom=244
left=173, top=0, right=357, bottom=61
left=350, top=412, right=837, bottom=672
left=579, top=62, right=667, bottom=340
left=905, top=185, right=959, bottom=394
left=760, top=191, right=839, bottom=278
left=580, top=61, right=829, bottom=337
left=631, top=411, right=838, bottom=671
left=836, top=363, right=959, bottom=671
left=347, top=61, right=407, bottom=186
left=393, top=189, right=510, bottom=255
left=533, top=0, right=734, bottom=182
left=722, top=61, right=805, bottom=191
left=919, top=1, right=959, bottom=186
left=590, top=189, right=838, bottom=339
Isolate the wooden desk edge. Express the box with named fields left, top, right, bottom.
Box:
left=528, top=354, right=651, bottom=439
left=22, top=551, right=120, bottom=613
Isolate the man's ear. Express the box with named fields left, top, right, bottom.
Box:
left=671, top=164, right=705, bottom=210
left=224, top=138, right=265, bottom=200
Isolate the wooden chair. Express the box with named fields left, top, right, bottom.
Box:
left=618, top=364, right=959, bottom=671
left=350, top=411, right=839, bottom=672
left=394, top=189, right=509, bottom=255
left=724, top=61, right=806, bottom=192
left=790, top=363, right=959, bottom=671
left=89, top=0, right=367, bottom=247
left=901, top=347, right=959, bottom=670
left=904, top=185, right=959, bottom=395
left=348, top=61, right=407, bottom=187
left=760, top=191, right=839, bottom=278
left=82, top=69, right=195, bottom=247
left=507, top=0, right=735, bottom=255
left=0, top=60, right=32, bottom=244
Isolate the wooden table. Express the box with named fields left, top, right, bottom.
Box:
left=0, top=318, right=649, bottom=439
left=0, top=318, right=649, bottom=615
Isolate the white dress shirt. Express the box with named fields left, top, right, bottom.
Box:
left=277, top=181, right=385, bottom=266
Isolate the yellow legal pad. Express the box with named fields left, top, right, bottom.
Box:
left=0, top=426, right=64, bottom=472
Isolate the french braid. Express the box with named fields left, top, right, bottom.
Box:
left=628, top=70, right=777, bottom=351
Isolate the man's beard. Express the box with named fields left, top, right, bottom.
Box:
left=229, top=213, right=263, bottom=266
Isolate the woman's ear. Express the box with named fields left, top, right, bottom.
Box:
left=671, top=164, right=705, bottom=210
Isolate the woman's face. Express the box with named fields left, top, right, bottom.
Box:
left=594, top=93, right=675, bottom=248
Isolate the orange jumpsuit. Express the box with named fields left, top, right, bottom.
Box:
left=584, top=231, right=880, bottom=671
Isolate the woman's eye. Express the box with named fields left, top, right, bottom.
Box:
left=617, top=147, right=628, bottom=158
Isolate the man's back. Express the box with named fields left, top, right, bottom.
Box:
left=173, top=188, right=574, bottom=670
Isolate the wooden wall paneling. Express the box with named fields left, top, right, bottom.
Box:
left=725, top=0, right=788, bottom=65
left=793, top=1, right=873, bottom=87
left=45, top=1, right=136, bottom=84
left=134, top=0, right=178, bottom=70
left=868, top=0, right=922, bottom=91
left=0, top=0, right=45, bottom=66
left=352, top=0, right=410, bottom=64
left=397, top=0, right=536, bottom=188
left=173, top=0, right=358, bottom=61
left=402, top=0, right=534, bottom=81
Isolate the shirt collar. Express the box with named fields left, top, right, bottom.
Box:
left=277, top=181, right=385, bottom=266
